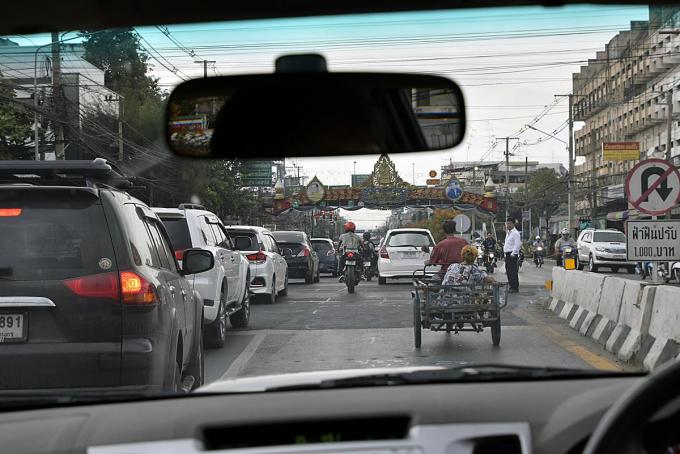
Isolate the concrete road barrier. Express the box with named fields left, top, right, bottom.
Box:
left=546, top=267, right=679, bottom=371
left=644, top=286, right=680, bottom=370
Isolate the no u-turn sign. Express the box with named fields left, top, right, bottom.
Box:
left=625, top=159, right=680, bottom=216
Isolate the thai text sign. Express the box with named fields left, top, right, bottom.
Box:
left=603, top=142, right=640, bottom=161
left=626, top=220, right=680, bottom=261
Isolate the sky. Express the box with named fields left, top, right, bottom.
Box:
left=4, top=4, right=650, bottom=228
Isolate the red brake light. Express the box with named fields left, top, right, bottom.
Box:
left=297, top=246, right=311, bottom=257
left=347, top=252, right=355, bottom=258
left=64, top=272, right=118, bottom=299
left=0, top=208, right=22, bottom=217
left=246, top=251, right=267, bottom=263
left=64, top=271, right=158, bottom=304
left=380, top=246, right=389, bottom=259
left=174, top=249, right=186, bottom=261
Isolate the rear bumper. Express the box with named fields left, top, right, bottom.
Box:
left=378, top=259, right=427, bottom=278
left=286, top=259, right=312, bottom=278
left=0, top=339, right=164, bottom=389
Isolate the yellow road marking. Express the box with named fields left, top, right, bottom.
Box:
left=513, top=307, right=622, bottom=371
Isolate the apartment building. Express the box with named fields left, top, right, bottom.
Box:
left=573, top=6, right=680, bottom=225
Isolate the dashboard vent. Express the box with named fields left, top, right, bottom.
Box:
left=471, top=435, right=522, bottom=454
left=202, top=416, right=411, bottom=450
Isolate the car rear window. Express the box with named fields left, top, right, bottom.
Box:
left=0, top=191, right=116, bottom=281
left=312, top=240, right=333, bottom=252
left=387, top=232, right=433, bottom=247
left=271, top=231, right=304, bottom=243
left=228, top=230, right=260, bottom=251
left=593, top=232, right=626, bottom=243
left=159, top=217, right=193, bottom=251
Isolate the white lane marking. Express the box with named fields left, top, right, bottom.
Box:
left=220, top=333, right=267, bottom=380
left=312, top=309, right=318, bottom=315
left=370, top=337, right=376, bottom=344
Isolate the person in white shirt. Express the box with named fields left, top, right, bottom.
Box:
left=503, top=217, right=521, bottom=293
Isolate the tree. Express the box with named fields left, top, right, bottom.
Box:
left=407, top=208, right=457, bottom=242
left=0, top=73, right=33, bottom=159
left=80, top=29, right=165, bottom=146
left=514, top=168, right=567, bottom=237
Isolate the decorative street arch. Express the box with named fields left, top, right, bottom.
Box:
left=271, top=154, right=497, bottom=216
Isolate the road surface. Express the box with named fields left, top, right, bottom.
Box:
left=204, top=262, right=641, bottom=385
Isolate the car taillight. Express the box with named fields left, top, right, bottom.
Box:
left=327, top=249, right=336, bottom=256
left=297, top=247, right=311, bottom=257
left=64, top=271, right=158, bottom=304
left=246, top=251, right=267, bottom=263
left=174, top=249, right=186, bottom=261
left=346, top=252, right=355, bottom=259
left=380, top=246, right=389, bottom=259
left=120, top=271, right=158, bottom=304
left=0, top=208, right=22, bottom=217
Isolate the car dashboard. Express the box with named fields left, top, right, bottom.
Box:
left=0, top=375, right=648, bottom=454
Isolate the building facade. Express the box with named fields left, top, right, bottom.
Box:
left=573, top=6, right=680, bottom=226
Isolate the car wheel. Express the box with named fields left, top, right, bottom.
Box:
left=314, top=267, right=320, bottom=283
left=378, top=276, right=386, bottom=285
left=230, top=281, right=251, bottom=328
left=187, top=320, right=204, bottom=390
left=305, top=269, right=314, bottom=284
left=279, top=274, right=289, bottom=296
left=589, top=255, right=599, bottom=273
left=576, top=256, right=585, bottom=270
left=263, top=275, right=277, bottom=304
left=204, top=284, right=227, bottom=349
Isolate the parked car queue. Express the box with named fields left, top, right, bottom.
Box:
left=0, top=159, right=336, bottom=393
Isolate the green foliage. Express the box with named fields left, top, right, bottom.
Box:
left=0, top=73, right=33, bottom=159
left=514, top=168, right=567, bottom=227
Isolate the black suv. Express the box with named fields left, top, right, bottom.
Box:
left=271, top=231, right=320, bottom=284
left=0, top=160, right=212, bottom=392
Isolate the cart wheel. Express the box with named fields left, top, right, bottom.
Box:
left=491, top=318, right=501, bottom=347
left=413, top=297, right=422, bottom=349
left=444, top=313, right=453, bottom=333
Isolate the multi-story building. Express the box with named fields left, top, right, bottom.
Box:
left=573, top=6, right=680, bottom=226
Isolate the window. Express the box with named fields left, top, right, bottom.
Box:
left=160, top=217, right=192, bottom=251
left=146, top=220, right=174, bottom=270
left=267, top=235, right=281, bottom=254
left=200, top=217, right=217, bottom=246
left=387, top=232, right=434, bottom=247
left=594, top=232, right=626, bottom=242
left=123, top=204, right=159, bottom=268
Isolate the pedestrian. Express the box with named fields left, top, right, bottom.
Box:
left=503, top=217, right=521, bottom=293
left=426, top=219, right=468, bottom=277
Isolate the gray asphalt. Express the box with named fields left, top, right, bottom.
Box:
left=204, top=262, right=639, bottom=384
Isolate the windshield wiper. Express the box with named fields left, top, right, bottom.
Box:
left=270, top=364, right=640, bottom=391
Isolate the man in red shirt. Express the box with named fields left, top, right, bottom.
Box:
left=426, top=219, right=468, bottom=275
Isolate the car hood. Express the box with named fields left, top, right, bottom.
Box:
left=197, top=366, right=445, bottom=393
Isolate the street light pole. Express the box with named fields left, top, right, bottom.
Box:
left=496, top=137, right=519, bottom=219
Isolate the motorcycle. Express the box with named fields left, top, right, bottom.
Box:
left=654, top=261, right=680, bottom=283
left=636, top=261, right=653, bottom=280
left=361, top=249, right=376, bottom=281
left=558, top=246, right=577, bottom=269
left=342, top=248, right=361, bottom=293
left=482, top=249, right=496, bottom=273
left=533, top=245, right=545, bottom=268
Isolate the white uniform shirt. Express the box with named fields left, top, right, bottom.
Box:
left=503, top=228, right=522, bottom=255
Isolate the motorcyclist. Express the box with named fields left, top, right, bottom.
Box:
left=554, top=228, right=576, bottom=266
left=532, top=235, right=545, bottom=248
left=532, top=235, right=545, bottom=266
left=337, top=221, right=363, bottom=281
left=482, top=232, right=496, bottom=252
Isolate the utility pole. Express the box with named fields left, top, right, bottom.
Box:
left=497, top=137, right=519, bottom=219
left=51, top=31, right=65, bottom=160
left=556, top=94, right=576, bottom=235
left=195, top=60, right=216, bottom=78
left=666, top=88, right=674, bottom=220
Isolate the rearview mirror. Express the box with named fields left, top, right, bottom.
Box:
left=166, top=59, right=465, bottom=158
left=181, top=249, right=214, bottom=275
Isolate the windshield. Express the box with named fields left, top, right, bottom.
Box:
left=0, top=3, right=666, bottom=402
left=593, top=232, right=626, bottom=243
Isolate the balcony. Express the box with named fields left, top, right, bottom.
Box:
left=573, top=99, right=608, bottom=121
left=622, top=117, right=665, bottom=136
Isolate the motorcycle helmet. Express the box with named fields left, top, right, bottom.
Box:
left=344, top=221, right=356, bottom=233
left=535, top=236, right=541, bottom=240
left=561, top=228, right=569, bottom=238
left=363, top=232, right=371, bottom=240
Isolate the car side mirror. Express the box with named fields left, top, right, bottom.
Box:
left=181, top=249, right=214, bottom=275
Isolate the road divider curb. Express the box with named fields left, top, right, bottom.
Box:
left=548, top=267, right=680, bottom=371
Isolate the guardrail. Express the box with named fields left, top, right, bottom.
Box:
left=548, top=267, right=680, bottom=370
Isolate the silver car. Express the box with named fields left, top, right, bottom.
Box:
left=576, top=229, right=636, bottom=274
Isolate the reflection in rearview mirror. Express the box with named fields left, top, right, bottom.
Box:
left=166, top=73, right=465, bottom=158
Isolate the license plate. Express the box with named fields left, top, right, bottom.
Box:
left=0, top=313, right=27, bottom=343
left=346, top=261, right=356, bottom=266
left=402, top=251, right=418, bottom=257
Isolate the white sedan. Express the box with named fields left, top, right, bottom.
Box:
left=377, top=228, right=435, bottom=285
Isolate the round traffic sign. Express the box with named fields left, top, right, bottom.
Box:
left=444, top=177, right=463, bottom=202
left=453, top=214, right=471, bottom=233
left=429, top=170, right=437, bottom=178
left=625, top=159, right=680, bottom=215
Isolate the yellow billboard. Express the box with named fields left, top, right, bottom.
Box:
left=602, top=142, right=640, bottom=161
